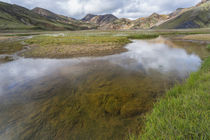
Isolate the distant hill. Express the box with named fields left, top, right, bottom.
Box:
left=94, top=13, right=169, bottom=30
left=81, top=14, right=97, bottom=22
left=32, top=7, right=75, bottom=22
left=0, top=2, right=95, bottom=31
left=82, top=0, right=210, bottom=30
left=132, top=13, right=169, bottom=29
left=31, top=7, right=96, bottom=30
left=0, top=0, right=209, bottom=30
left=82, top=14, right=118, bottom=27
left=157, top=1, right=210, bottom=29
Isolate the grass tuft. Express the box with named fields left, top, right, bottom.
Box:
left=206, top=44, right=210, bottom=51
left=130, top=57, right=210, bottom=140
left=127, top=34, right=159, bottom=39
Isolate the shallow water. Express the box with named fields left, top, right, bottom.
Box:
left=0, top=40, right=202, bottom=140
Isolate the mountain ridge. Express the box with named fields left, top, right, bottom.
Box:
left=157, top=1, right=210, bottom=29
left=0, top=1, right=96, bottom=30
left=0, top=0, right=209, bottom=30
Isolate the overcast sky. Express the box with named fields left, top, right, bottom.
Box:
left=1, top=0, right=201, bottom=19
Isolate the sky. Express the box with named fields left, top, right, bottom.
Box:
left=1, top=0, right=201, bottom=19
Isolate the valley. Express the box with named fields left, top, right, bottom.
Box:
left=0, top=0, right=210, bottom=140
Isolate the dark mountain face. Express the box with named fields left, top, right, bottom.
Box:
left=81, top=14, right=97, bottom=21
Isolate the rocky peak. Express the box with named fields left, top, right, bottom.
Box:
left=81, top=14, right=118, bottom=25
left=196, top=0, right=210, bottom=6
left=169, top=8, right=184, bottom=18
left=81, top=14, right=97, bottom=21
left=150, top=13, right=159, bottom=17
left=32, top=7, right=54, bottom=17
left=148, top=13, right=161, bottom=19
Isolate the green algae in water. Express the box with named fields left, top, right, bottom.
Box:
left=0, top=40, right=203, bottom=140
left=0, top=62, right=172, bottom=140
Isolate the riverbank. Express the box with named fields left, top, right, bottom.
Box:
left=130, top=56, right=210, bottom=139
left=1, top=30, right=210, bottom=59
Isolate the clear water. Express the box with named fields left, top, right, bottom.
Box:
left=0, top=40, right=201, bottom=140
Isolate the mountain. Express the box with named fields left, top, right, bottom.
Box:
left=97, top=13, right=169, bottom=30
left=157, top=0, right=210, bottom=29
left=84, top=0, right=210, bottom=30
left=32, top=7, right=76, bottom=23
left=196, top=0, right=210, bottom=6
left=31, top=7, right=95, bottom=30
left=0, top=0, right=209, bottom=30
left=169, top=8, right=186, bottom=18
left=99, top=18, right=133, bottom=30
left=0, top=2, right=95, bottom=30
left=81, top=14, right=97, bottom=22
left=132, top=13, right=169, bottom=29
left=81, top=14, right=118, bottom=26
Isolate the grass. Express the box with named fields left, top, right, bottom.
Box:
left=130, top=57, right=210, bottom=140
left=17, top=31, right=210, bottom=58
left=207, top=44, right=210, bottom=51
left=22, top=35, right=131, bottom=58
left=128, top=34, right=159, bottom=39
left=2, top=30, right=210, bottom=59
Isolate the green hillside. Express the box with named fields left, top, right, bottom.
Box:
left=157, top=2, right=210, bottom=29
left=0, top=2, right=94, bottom=31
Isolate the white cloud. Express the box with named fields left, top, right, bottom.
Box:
left=1, top=0, right=201, bottom=19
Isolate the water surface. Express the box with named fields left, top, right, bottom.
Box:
left=0, top=40, right=202, bottom=140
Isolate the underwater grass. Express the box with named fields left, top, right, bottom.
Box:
left=0, top=41, right=24, bottom=54
left=130, top=57, right=210, bottom=140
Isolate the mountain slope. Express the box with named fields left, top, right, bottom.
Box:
left=132, top=13, right=169, bottom=29
left=32, top=7, right=76, bottom=22
left=157, top=1, right=210, bottom=29
left=0, top=2, right=95, bottom=30
left=82, top=14, right=118, bottom=26
left=81, top=14, right=97, bottom=22
left=97, top=13, right=169, bottom=30
left=31, top=7, right=96, bottom=30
